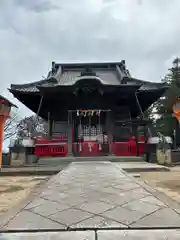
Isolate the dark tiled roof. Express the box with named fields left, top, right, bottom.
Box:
left=10, top=78, right=58, bottom=93
left=9, top=61, right=167, bottom=93
left=127, top=78, right=167, bottom=91
left=57, top=69, right=121, bottom=86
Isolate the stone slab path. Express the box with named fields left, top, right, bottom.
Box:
left=2, top=161, right=180, bottom=239
left=1, top=230, right=180, bottom=239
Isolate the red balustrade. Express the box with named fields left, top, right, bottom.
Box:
left=35, top=143, right=68, bottom=157
left=34, top=135, right=149, bottom=158
left=113, top=142, right=136, bottom=156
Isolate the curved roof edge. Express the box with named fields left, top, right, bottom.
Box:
left=128, top=78, right=167, bottom=91
left=10, top=78, right=58, bottom=93
left=9, top=77, right=168, bottom=94
left=9, top=60, right=168, bottom=94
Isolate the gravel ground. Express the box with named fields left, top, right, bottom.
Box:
left=139, top=167, right=180, bottom=204
left=0, top=176, right=49, bottom=216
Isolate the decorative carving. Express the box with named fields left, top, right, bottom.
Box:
left=80, top=67, right=96, bottom=77
left=51, top=61, right=56, bottom=74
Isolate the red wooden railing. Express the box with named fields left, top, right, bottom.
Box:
left=34, top=136, right=68, bottom=157
left=113, top=142, right=136, bottom=156
left=34, top=143, right=68, bottom=157
left=34, top=136, right=148, bottom=158
left=113, top=137, right=148, bottom=156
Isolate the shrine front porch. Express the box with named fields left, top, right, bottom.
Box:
left=34, top=109, right=150, bottom=159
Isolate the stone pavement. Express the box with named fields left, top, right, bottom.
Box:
left=2, top=161, right=180, bottom=239
left=0, top=230, right=180, bottom=239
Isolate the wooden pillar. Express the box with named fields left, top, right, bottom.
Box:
left=106, top=111, right=113, bottom=155
left=144, top=125, right=149, bottom=162
left=68, top=111, right=73, bottom=156
left=135, top=125, right=139, bottom=156
left=49, top=119, right=53, bottom=136
left=48, top=112, right=51, bottom=137
left=0, top=117, right=5, bottom=169
left=48, top=112, right=53, bottom=137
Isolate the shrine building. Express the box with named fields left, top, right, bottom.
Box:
left=9, top=61, right=167, bottom=158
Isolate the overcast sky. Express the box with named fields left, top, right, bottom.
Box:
left=1, top=0, right=180, bottom=116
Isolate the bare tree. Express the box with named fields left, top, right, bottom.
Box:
left=5, top=113, right=48, bottom=148
left=4, top=110, right=21, bottom=141
left=16, top=115, right=48, bottom=139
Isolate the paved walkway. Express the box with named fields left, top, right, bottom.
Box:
left=2, top=161, right=180, bottom=239
left=0, top=230, right=180, bottom=239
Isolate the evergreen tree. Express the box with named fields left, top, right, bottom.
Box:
left=155, top=58, right=180, bottom=136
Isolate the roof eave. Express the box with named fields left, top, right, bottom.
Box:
left=127, top=77, right=168, bottom=87
left=10, top=77, right=58, bottom=92
left=9, top=88, right=40, bottom=95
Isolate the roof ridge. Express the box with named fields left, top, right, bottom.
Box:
left=55, top=61, right=123, bottom=65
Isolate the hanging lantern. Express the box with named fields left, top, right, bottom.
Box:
left=0, top=100, right=11, bottom=118
left=173, top=99, right=180, bottom=124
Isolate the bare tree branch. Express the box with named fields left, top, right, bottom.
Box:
left=16, top=114, right=48, bottom=139
left=4, top=112, right=48, bottom=147
left=4, top=109, right=21, bottom=141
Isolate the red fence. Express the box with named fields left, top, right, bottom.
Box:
left=113, top=141, right=147, bottom=156
left=34, top=138, right=148, bottom=157
left=113, top=142, right=136, bottom=156
left=34, top=143, right=68, bottom=157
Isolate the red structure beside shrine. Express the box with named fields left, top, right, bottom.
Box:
left=9, top=61, right=167, bottom=159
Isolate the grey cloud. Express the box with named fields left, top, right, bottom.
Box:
left=1, top=0, right=180, bottom=116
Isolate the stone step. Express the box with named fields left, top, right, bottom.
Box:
left=38, top=156, right=144, bottom=165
